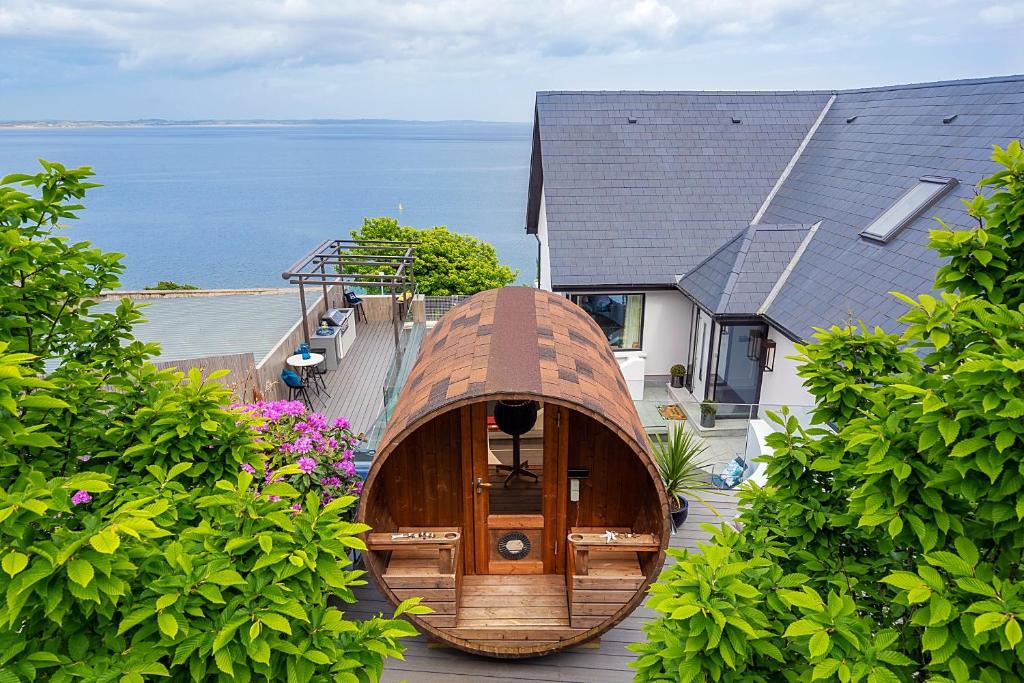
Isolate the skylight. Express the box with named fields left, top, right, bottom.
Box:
left=860, top=176, right=958, bottom=244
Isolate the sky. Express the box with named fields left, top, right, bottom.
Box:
left=1, top=0, right=1022, bottom=123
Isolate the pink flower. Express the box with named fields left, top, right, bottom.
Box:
left=320, top=476, right=342, bottom=488
left=268, top=495, right=281, bottom=502
left=240, top=463, right=256, bottom=474
left=334, top=460, right=356, bottom=477
left=354, top=481, right=364, bottom=494
left=298, top=457, right=317, bottom=474
left=291, top=503, right=302, bottom=512
left=71, top=490, right=92, bottom=506
left=292, top=437, right=314, bottom=454
left=332, top=417, right=351, bottom=430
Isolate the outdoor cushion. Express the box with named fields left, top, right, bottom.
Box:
left=713, top=457, right=747, bottom=489
left=281, top=368, right=303, bottom=388
left=345, top=291, right=363, bottom=305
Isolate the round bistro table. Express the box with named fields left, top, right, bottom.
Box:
left=285, top=353, right=327, bottom=396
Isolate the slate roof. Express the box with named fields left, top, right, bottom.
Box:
left=679, top=224, right=811, bottom=316
left=528, top=90, right=832, bottom=287
left=527, top=75, right=1024, bottom=339
left=757, top=77, right=1024, bottom=339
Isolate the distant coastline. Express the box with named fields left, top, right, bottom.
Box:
left=0, top=118, right=530, bottom=130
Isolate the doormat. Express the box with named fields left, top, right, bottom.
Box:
left=657, top=404, right=686, bottom=421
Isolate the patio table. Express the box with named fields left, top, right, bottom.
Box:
left=286, top=353, right=326, bottom=394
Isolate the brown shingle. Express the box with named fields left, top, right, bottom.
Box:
left=379, top=287, right=650, bottom=461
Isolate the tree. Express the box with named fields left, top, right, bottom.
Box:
left=0, top=161, right=423, bottom=682
left=345, top=216, right=517, bottom=295
left=631, top=141, right=1024, bottom=682
left=144, top=281, right=199, bottom=291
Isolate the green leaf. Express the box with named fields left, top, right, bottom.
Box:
left=950, top=437, right=988, bottom=458
left=2, top=551, right=28, bottom=577
left=18, top=394, right=70, bottom=410
left=206, top=569, right=246, bottom=586
left=158, top=612, right=178, bottom=639
left=156, top=593, right=178, bottom=610
left=67, top=559, right=94, bottom=587
left=1006, top=618, right=1022, bottom=648
left=259, top=612, right=292, bottom=635
left=784, top=619, right=823, bottom=637
left=670, top=605, right=701, bottom=620
left=808, top=631, right=830, bottom=658
left=90, top=528, right=120, bottom=554
left=938, top=418, right=960, bottom=446
left=196, top=584, right=225, bottom=604
left=813, top=660, right=841, bottom=680
left=974, top=612, right=1007, bottom=634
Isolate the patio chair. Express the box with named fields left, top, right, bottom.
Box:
left=281, top=368, right=314, bottom=408
left=711, top=456, right=749, bottom=490
left=345, top=291, right=367, bottom=323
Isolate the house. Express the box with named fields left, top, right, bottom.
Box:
left=525, top=75, right=1024, bottom=415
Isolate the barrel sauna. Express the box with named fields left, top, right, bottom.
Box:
left=358, top=287, right=669, bottom=658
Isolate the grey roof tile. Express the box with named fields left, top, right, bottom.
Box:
left=678, top=224, right=811, bottom=315
left=531, top=90, right=832, bottom=287
left=528, top=75, right=1024, bottom=338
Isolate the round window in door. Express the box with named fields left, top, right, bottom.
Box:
left=496, top=531, right=532, bottom=560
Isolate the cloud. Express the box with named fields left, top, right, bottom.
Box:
left=0, top=0, right=999, bottom=75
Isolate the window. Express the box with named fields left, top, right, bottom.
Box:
left=570, top=294, right=644, bottom=350
left=861, top=176, right=958, bottom=243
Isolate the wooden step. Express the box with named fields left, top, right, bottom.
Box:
left=383, top=575, right=455, bottom=589
left=447, top=627, right=588, bottom=641
left=571, top=575, right=644, bottom=590
left=462, top=574, right=564, bottom=586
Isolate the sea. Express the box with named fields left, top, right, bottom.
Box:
left=0, top=121, right=534, bottom=289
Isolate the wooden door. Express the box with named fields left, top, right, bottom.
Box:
left=463, top=401, right=567, bottom=575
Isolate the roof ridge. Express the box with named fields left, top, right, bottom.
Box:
left=678, top=226, right=749, bottom=283
left=536, top=73, right=1024, bottom=100
left=715, top=225, right=759, bottom=313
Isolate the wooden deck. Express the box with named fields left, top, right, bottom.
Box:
left=348, top=489, right=738, bottom=682
left=315, top=321, right=395, bottom=436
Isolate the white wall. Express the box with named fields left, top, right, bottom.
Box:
left=536, top=189, right=552, bottom=291
left=690, top=312, right=713, bottom=400
left=630, top=290, right=693, bottom=377
left=757, top=326, right=815, bottom=418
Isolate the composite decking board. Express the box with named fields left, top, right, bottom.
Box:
left=318, top=321, right=395, bottom=435
left=354, top=488, right=739, bottom=682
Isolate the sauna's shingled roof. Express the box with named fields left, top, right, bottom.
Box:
left=379, top=287, right=650, bottom=454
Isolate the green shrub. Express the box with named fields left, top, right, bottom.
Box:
left=633, top=142, right=1024, bottom=682
left=144, top=281, right=199, bottom=291
left=0, top=161, right=421, bottom=682
left=345, top=216, right=518, bottom=295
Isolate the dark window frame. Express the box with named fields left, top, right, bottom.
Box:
left=569, top=292, right=646, bottom=351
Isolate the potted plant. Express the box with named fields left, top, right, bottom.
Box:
left=700, top=400, right=717, bottom=428
left=670, top=364, right=687, bottom=388
left=649, top=426, right=714, bottom=529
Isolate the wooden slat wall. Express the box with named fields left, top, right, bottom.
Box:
left=380, top=409, right=465, bottom=529
left=153, top=352, right=259, bottom=403
left=566, top=411, right=659, bottom=533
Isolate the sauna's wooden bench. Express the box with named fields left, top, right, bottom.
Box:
left=566, top=532, right=659, bottom=575
left=365, top=528, right=463, bottom=628
left=366, top=530, right=461, bottom=575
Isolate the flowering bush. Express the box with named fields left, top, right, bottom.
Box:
left=234, top=401, right=363, bottom=516
left=0, top=162, right=424, bottom=682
